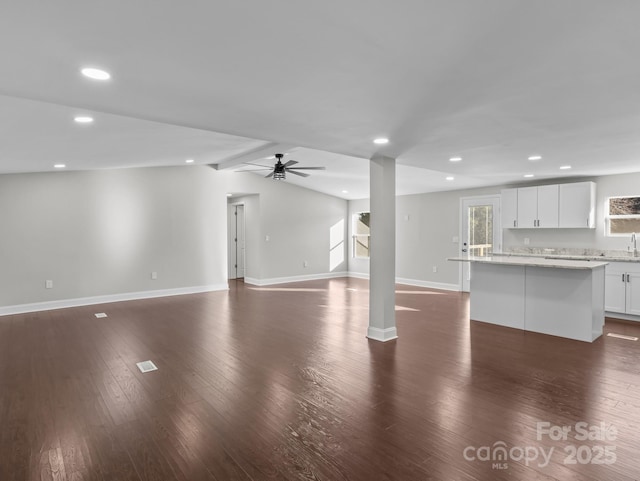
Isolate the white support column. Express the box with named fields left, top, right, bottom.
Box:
left=367, top=155, right=397, bottom=342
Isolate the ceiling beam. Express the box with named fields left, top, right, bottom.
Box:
left=211, top=142, right=297, bottom=170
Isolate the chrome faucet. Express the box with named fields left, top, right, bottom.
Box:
left=632, top=233, right=638, bottom=257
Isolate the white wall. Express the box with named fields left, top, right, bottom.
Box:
left=348, top=171, right=640, bottom=289
left=227, top=173, right=349, bottom=283
left=348, top=186, right=501, bottom=287
left=503, top=172, right=640, bottom=252
left=4, top=163, right=636, bottom=311
left=0, top=166, right=228, bottom=311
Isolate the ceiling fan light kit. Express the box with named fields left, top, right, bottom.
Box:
left=273, top=157, right=286, bottom=180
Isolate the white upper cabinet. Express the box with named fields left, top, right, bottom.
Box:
left=537, top=184, right=559, bottom=228
left=501, top=188, right=518, bottom=228
left=558, top=181, right=596, bottom=228
left=515, top=185, right=559, bottom=228
left=517, top=186, right=539, bottom=228
left=503, top=181, right=594, bottom=229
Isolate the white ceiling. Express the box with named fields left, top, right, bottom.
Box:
left=2, top=1, right=640, bottom=199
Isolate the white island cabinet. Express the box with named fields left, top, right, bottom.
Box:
left=448, top=256, right=607, bottom=342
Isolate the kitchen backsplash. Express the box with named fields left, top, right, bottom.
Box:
left=505, top=246, right=634, bottom=257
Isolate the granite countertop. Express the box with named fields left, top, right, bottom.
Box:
left=448, top=255, right=608, bottom=270
left=496, top=252, right=640, bottom=263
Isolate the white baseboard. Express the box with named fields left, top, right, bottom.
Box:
left=347, top=272, right=459, bottom=292
left=347, top=271, right=369, bottom=280
left=0, top=284, right=229, bottom=317
left=367, top=326, right=398, bottom=342
left=244, top=271, right=348, bottom=286
left=395, top=277, right=459, bottom=292
left=606, top=311, right=640, bottom=323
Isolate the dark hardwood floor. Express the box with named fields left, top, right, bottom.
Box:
left=1, top=277, right=640, bottom=480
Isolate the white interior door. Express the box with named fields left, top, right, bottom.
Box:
left=236, top=205, right=245, bottom=278
left=227, top=204, right=246, bottom=279
left=460, top=196, right=501, bottom=292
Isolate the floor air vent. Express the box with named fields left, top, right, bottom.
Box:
left=94, top=313, right=108, bottom=318
left=136, top=360, right=158, bottom=373
left=607, top=333, right=638, bottom=341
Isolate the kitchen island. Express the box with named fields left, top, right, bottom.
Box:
left=448, top=256, right=608, bottom=342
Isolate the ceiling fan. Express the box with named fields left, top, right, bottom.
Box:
left=241, top=153, right=326, bottom=180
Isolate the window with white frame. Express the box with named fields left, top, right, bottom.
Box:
left=352, top=212, right=370, bottom=258
left=607, top=196, right=640, bottom=235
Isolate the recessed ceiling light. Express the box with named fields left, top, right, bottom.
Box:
left=524, top=174, right=535, bottom=178
left=54, top=164, right=66, bottom=169
left=560, top=165, right=572, bottom=170
left=74, top=116, right=94, bottom=123
left=446, top=176, right=455, bottom=181
left=528, top=155, right=542, bottom=161
left=226, top=193, right=233, bottom=197
left=373, top=138, right=389, bottom=145
left=265, top=155, right=275, bottom=160
left=449, top=157, right=462, bottom=162
left=185, top=159, right=194, bottom=164
left=81, top=67, right=111, bottom=80
left=342, top=190, right=348, bottom=194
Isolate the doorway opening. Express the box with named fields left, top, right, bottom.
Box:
left=460, top=196, right=501, bottom=292
left=228, top=204, right=245, bottom=280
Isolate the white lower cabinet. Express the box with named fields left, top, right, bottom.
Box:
left=604, top=262, right=640, bottom=316
left=627, top=271, right=640, bottom=316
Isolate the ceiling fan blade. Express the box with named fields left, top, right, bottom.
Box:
left=286, top=169, right=310, bottom=177
left=283, top=160, right=298, bottom=167
left=265, top=171, right=274, bottom=178
left=244, top=162, right=272, bottom=168
left=286, top=166, right=326, bottom=170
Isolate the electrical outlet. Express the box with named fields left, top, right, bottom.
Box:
left=265, top=235, right=270, bottom=242
left=45, top=280, right=53, bottom=289
left=151, top=271, right=158, bottom=280
left=303, top=260, right=309, bottom=268
left=524, top=238, right=530, bottom=245
left=432, top=266, right=438, bottom=273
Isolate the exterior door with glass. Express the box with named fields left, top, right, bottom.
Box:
left=461, top=196, right=501, bottom=292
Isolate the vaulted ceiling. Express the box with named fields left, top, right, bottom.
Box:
left=1, top=1, right=639, bottom=199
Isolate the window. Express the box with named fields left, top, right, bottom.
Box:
left=607, top=196, right=640, bottom=235
left=468, top=205, right=493, bottom=256
left=352, top=212, right=370, bottom=258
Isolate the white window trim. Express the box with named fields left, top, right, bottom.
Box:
left=352, top=211, right=370, bottom=259
left=606, top=196, right=640, bottom=237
